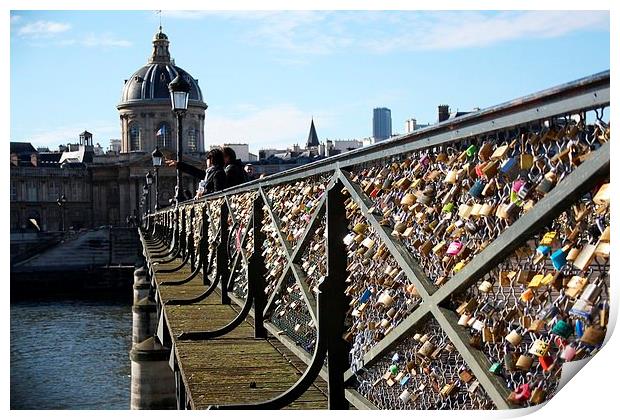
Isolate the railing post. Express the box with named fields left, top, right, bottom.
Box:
left=201, top=205, right=211, bottom=286
left=324, top=178, right=349, bottom=410
left=218, top=202, right=231, bottom=304
left=188, top=207, right=196, bottom=270
left=250, top=194, right=267, bottom=338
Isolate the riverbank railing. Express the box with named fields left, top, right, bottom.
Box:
left=142, top=70, right=610, bottom=410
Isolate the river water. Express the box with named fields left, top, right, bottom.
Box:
left=10, top=298, right=132, bottom=409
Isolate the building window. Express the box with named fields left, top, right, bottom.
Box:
left=10, top=181, right=16, bottom=201
left=156, top=122, right=171, bottom=148
left=26, top=180, right=37, bottom=202
left=129, top=122, right=141, bottom=151
left=187, top=127, right=198, bottom=152
left=47, top=181, right=60, bottom=202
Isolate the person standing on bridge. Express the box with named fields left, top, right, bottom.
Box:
left=166, top=148, right=226, bottom=199
left=222, top=147, right=248, bottom=188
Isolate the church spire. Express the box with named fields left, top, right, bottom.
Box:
left=306, top=118, right=319, bottom=148
left=149, top=26, right=171, bottom=64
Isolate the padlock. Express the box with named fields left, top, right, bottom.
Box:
left=593, top=183, right=610, bottom=206
left=459, top=369, right=474, bottom=383
left=580, top=325, right=606, bottom=346
left=489, top=362, right=502, bottom=374
left=580, top=277, right=604, bottom=304
left=551, top=319, right=572, bottom=338
left=550, top=247, right=568, bottom=270
left=439, top=382, right=456, bottom=397
left=561, top=344, right=577, bottom=361
left=520, top=154, right=534, bottom=170
left=469, top=333, right=482, bottom=349
left=535, top=169, right=557, bottom=195
left=469, top=179, right=485, bottom=199
left=377, top=291, right=394, bottom=307
left=539, top=355, right=554, bottom=372
left=505, top=329, right=523, bottom=346
left=500, top=157, right=519, bottom=181
left=446, top=241, right=463, bottom=256
left=418, top=340, right=436, bottom=357
left=515, top=354, right=534, bottom=371
left=504, top=348, right=516, bottom=371
left=529, top=383, right=546, bottom=405
left=478, top=280, right=493, bottom=293
left=507, top=383, right=531, bottom=404
left=569, top=299, right=594, bottom=319
left=528, top=339, right=550, bottom=357
left=399, top=389, right=411, bottom=403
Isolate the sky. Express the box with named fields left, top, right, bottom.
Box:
left=9, top=10, right=610, bottom=154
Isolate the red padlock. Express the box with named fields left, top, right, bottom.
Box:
left=514, top=383, right=531, bottom=401
left=539, top=355, right=554, bottom=371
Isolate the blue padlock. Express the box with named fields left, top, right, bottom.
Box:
left=360, top=288, right=372, bottom=304
left=469, top=179, right=485, bottom=198
left=550, top=248, right=567, bottom=270
left=536, top=245, right=551, bottom=256
left=500, top=157, right=519, bottom=181
left=575, top=319, right=585, bottom=338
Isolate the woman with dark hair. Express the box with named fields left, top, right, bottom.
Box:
left=222, top=147, right=248, bottom=188
left=165, top=148, right=226, bottom=198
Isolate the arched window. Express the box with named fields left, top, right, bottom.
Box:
left=129, top=122, right=141, bottom=151
left=187, top=126, right=198, bottom=152
left=156, top=122, right=171, bottom=148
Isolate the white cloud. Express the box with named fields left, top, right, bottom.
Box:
left=33, top=34, right=132, bottom=48
left=11, top=15, right=21, bottom=23
left=364, top=11, right=610, bottom=53
left=206, top=104, right=328, bottom=152
left=164, top=10, right=608, bottom=55
left=17, top=20, right=71, bottom=37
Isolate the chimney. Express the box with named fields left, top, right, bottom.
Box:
left=438, top=105, right=450, bottom=123
left=11, top=153, right=18, bottom=166
left=30, top=153, right=38, bottom=167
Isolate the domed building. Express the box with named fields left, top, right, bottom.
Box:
left=117, top=27, right=207, bottom=154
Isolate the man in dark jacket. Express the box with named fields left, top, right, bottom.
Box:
left=222, top=147, right=248, bottom=188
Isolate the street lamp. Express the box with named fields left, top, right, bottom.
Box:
left=56, top=194, right=67, bottom=231
left=168, top=74, right=191, bottom=205
left=145, top=171, right=153, bottom=214
left=151, top=146, right=163, bottom=210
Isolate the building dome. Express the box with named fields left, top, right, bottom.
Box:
left=117, top=28, right=207, bottom=154
left=119, top=27, right=206, bottom=107
left=120, top=64, right=204, bottom=103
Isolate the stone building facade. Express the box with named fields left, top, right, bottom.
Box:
left=10, top=28, right=207, bottom=233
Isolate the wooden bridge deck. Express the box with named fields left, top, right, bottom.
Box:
left=145, top=239, right=329, bottom=409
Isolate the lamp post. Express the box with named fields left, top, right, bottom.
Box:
left=145, top=171, right=153, bottom=214
left=151, top=146, right=163, bottom=210
left=56, top=194, right=67, bottom=232
left=142, top=184, right=149, bottom=219
left=168, top=74, right=191, bottom=205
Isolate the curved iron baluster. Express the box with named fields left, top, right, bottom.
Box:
left=163, top=249, right=217, bottom=305
left=176, top=288, right=254, bottom=341
left=159, top=254, right=201, bottom=286
left=156, top=250, right=190, bottom=273
left=208, top=279, right=330, bottom=409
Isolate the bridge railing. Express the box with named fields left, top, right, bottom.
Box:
left=143, top=70, right=610, bottom=410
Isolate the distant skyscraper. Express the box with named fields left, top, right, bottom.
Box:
left=373, top=108, right=392, bottom=141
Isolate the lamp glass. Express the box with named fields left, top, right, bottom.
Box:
left=171, top=91, right=189, bottom=112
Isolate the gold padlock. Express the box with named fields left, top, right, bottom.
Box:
left=515, top=354, right=533, bottom=371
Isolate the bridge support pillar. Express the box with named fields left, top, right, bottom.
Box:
left=129, top=337, right=176, bottom=410
left=132, top=296, right=157, bottom=346
left=133, top=266, right=150, bottom=303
